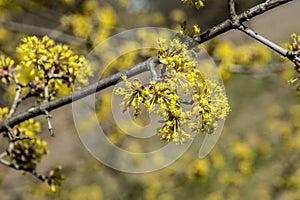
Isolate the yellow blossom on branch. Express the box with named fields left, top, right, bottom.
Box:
left=181, top=0, right=205, bottom=9
left=15, top=35, right=92, bottom=101
left=115, top=38, right=230, bottom=143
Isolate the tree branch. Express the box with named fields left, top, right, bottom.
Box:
left=0, top=20, right=85, bottom=45
left=194, top=0, right=293, bottom=44
left=0, top=0, right=294, bottom=133
left=5, top=125, right=32, bottom=142
left=228, top=0, right=237, bottom=20
left=237, top=25, right=299, bottom=65
left=7, top=72, right=22, bottom=118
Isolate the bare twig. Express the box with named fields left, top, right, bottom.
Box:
left=7, top=73, right=22, bottom=118
left=44, top=110, right=54, bottom=136
left=147, top=56, right=159, bottom=80
left=179, top=99, right=194, bottom=105
left=5, top=125, right=32, bottom=142
left=0, top=0, right=294, bottom=133
left=5, top=125, right=16, bottom=141
left=0, top=20, right=85, bottom=45
left=226, top=0, right=299, bottom=70
left=43, top=67, right=54, bottom=136
left=49, top=74, right=68, bottom=80
left=228, top=0, right=237, bottom=19
left=239, top=25, right=289, bottom=57
left=237, top=25, right=299, bottom=65
left=194, top=0, right=293, bottom=45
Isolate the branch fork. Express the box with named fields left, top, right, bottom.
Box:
left=0, top=0, right=295, bottom=133
left=227, top=0, right=299, bottom=67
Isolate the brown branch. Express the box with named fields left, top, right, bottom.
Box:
left=0, top=0, right=294, bottom=133
left=226, top=1, right=299, bottom=66
left=237, top=25, right=299, bottom=65
left=194, top=0, right=293, bottom=44
left=7, top=73, right=22, bottom=118
left=44, top=110, right=54, bottom=136
left=0, top=20, right=85, bottom=45
left=5, top=125, right=32, bottom=142
left=228, top=0, right=237, bottom=20
left=43, top=67, right=54, bottom=136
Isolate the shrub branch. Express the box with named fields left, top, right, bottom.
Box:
left=0, top=0, right=294, bottom=133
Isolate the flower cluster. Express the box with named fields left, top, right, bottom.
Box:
left=115, top=38, right=230, bottom=143
left=287, top=33, right=300, bottom=90
left=181, top=0, right=205, bottom=9
left=180, top=21, right=201, bottom=38
left=230, top=142, right=254, bottom=174
left=115, top=76, right=146, bottom=117
left=0, top=35, right=92, bottom=191
left=189, top=79, right=230, bottom=134
left=16, top=35, right=92, bottom=101
left=0, top=55, right=15, bottom=84
left=158, top=38, right=196, bottom=73
left=0, top=106, right=8, bottom=121
left=0, top=107, right=50, bottom=175
left=47, top=166, right=65, bottom=192
left=6, top=118, right=46, bottom=170
left=287, top=33, right=300, bottom=53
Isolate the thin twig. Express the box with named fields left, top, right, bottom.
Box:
left=179, top=99, right=194, bottom=105
left=0, top=0, right=294, bottom=133
left=0, top=152, right=7, bottom=159
left=43, top=67, right=54, bottom=136
left=147, top=57, right=159, bottom=80
left=5, top=125, right=16, bottom=141
left=194, top=0, right=293, bottom=45
left=49, top=74, right=68, bottom=80
left=228, top=0, right=237, bottom=19
left=0, top=20, right=85, bottom=45
left=44, top=110, right=54, bottom=136
left=5, top=125, right=32, bottom=142
left=44, top=73, right=50, bottom=102
left=7, top=72, right=22, bottom=118
left=237, top=25, right=298, bottom=65
left=6, top=142, right=14, bottom=155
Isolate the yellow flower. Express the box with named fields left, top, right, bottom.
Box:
left=15, top=35, right=92, bottom=101
left=116, top=38, right=230, bottom=142
left=291, top=33, right=297, bottom=39
left=181, top=0, right=205, bottom=9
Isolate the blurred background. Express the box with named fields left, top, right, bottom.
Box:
left=1, top=0, right=300, bottom=199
